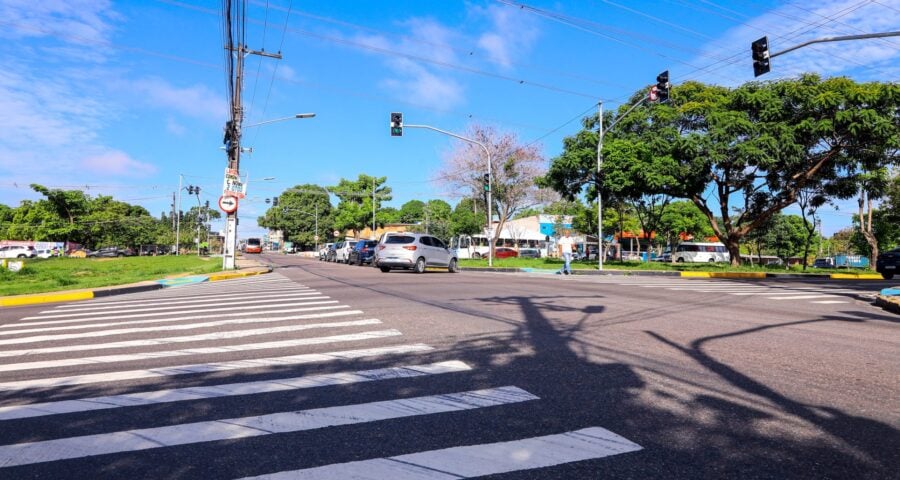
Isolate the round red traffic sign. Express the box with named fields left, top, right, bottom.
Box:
left=218, top=195, right=239, bottom=213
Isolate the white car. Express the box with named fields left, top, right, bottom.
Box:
left=0, top=245, right=37, bottom=258
left=334, top=241, right=358, bottom=264
left=35, top=249, right=55, bottom=259
left=374, top=233, right=459, bottom=273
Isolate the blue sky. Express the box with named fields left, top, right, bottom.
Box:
left=1, top=0, right=898, bottom=238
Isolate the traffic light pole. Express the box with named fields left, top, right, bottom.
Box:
left=403, top=124, right=494, bottom=267
left=770, top=30, right=900, bottom=59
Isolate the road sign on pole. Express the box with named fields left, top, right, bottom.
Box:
left=218, top=195, right=239, bottom=213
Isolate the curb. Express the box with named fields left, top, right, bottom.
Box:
left=874, top=296, right=900, bottom=315
left=830, top=273, right=886, bottom=280
left=461, top=267, right=863, bottom=279
left=0, top=284, right=163, bottom=308
left=1, top=267, right=272, bottom=307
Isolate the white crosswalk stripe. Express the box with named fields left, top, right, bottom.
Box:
left=601, top=278, right=874, bottom=305
left=0, top=274, right=641, bottom=477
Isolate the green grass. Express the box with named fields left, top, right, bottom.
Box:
left=0, top=256, right=222, bottom=296
left=459, top=257, right=843, bottom=273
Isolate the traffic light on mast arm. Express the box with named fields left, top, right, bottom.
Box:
left=751, top=36, right=771, bottom=77
left=655, top=70, right=670, bottom=102
left=390, top=112, right=403, bottom=136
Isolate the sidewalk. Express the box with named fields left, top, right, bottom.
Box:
left=0, top=256, right=272, bottom=308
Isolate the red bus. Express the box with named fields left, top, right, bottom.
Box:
left=245, top=238, right=262, bottom=254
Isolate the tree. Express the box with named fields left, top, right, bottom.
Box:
left=797, top=186, right=826, bottom=270
left=377, top=207, right=400, bottom=226
left=659, top=200, right=713, bottom=259
left=259, top=184, right=332, bottom=248
left=449, top=198, right=483, bottom=237
left=436, top=124, right=545, bottom=257
left=549, top=76, right=898, bottom=266
left=398, top=200, right=425, bottom=223
left=328, top=175, right=391, bottom=239
left=766, top=214, right=808, bottom=262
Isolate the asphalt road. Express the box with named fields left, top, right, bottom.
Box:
left=0, top=254, right=896, bottom=479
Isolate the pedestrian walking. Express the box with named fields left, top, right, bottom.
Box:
left=557, top=230, right=574, bottom=275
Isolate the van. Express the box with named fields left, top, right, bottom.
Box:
left=664, top=242, right=730, bottom=263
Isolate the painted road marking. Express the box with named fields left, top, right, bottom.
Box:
left=811, top=300, right=849, bottom=304
left=0, top=386, right=539, bottom=468
left=10, top=305, right=350, bottom=330
left=0, top=328, right=398, bottom=374
left=0, top=344, right=433, bottom=391
left=49, top=285, right=312, bottom=310
left=0, top=361, right=472, bottom=421
left=41, top=291, right=322, bottom=314
left=0, top=302, right=341, bottom=339
left=241, top=427, right=642, bottom=480
left=0, top=317, right=378, bottom=358
left=21, top=300, right=335, bottom=322
left=766, top=295, right=840, bottom=300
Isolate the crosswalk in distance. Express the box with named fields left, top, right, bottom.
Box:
left=0, top=273, right=642, bottom=478
left=600, top=278, right=875, bottom=305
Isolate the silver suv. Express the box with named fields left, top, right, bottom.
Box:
left=374, top=233, right=459, bottom=273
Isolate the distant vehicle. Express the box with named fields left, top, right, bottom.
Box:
left=334, top=240, right=358, bottom=264
left=876, top=247, right=899, bottom=280
left=374, top=233, right=458, bottom=273
left=494, top=247, right=519, bottom=259
left=348, top=240, right=378, bottom=265
left=661, top=242, right=729, bottom=263
left=87, top=246, right=134, bottom=258
left=0, top=245, right=37, bottom=259
left=138, top=244, right=169, bottom=256
left=519, top=248, right=541, bottom=258
left=245, top=238, right=262, bottom=254
left=35, top=249, right=55, bottom=259
left=813, top=257, right=834, bottom=269
left=326, top=242, right=340, bottom=262
left=319, top=242, right=334, bottom=261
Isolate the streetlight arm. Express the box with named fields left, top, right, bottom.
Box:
left=244, top=113, right=316, bottom=128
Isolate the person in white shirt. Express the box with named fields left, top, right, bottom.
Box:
left=557, top=229, right=574, bottom=275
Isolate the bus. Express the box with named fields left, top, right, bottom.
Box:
left=245, top=237, right=262, bottom=254
left=448, top=234, right=546, bottom=259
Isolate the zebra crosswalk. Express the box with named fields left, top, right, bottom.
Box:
left=597, top=277, right=876, bottom=305
left=0, top=273, right=641, bottom=478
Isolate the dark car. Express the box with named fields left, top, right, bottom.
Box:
left=138, top=244, right=169, bottom=256
left=87, top=246, right=134, bottom=258
left=518, top=248, right=541, bottom=258
left=876, top=247, right=899, bottom=279
left=348, top=240, right=378, bottom=265
left=326, top=242, right=339, bottom=262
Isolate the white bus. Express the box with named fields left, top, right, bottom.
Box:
left=449, top=234, right=546, bottom=259
left=661, top=242, right=730, bottom=263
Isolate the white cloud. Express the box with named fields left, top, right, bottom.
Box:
left=474, top=4, right=540, bottom=69
left=166, top=117, right=187, bottom=136
left=0, top=0, right=119, bottom=45
left=81, top=150, right=157, bottom=177
left=686, top=0, right=900, bottom=85
left=131, top=77, right=227, bottom=120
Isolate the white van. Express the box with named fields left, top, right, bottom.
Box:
left=663, top=242, right=730, bottom=263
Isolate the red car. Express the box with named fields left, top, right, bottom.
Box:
left=494, top=247, right=519, bottom=259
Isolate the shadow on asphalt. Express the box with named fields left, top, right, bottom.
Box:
left=1, top=264, right=897, bottom=479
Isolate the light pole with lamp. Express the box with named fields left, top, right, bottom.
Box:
left=221, top=113, right=314, bottom=270
left=395, top=121, right=494, bottom=267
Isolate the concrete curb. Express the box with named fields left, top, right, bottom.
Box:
left=1, top=266, right=272, bottom=308
left=462, top=267, right=876, bottom=280
left=830, top=273, right=886, bottom=280
left=874, top=296, right=900, bottom=315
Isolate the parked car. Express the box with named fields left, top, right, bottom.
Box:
left=87, top=246, right=135, bottom=258
left=0, top=245, right=36, bottom=258
left=35, top=249, right=55, bottom=259
left=138, top=244, right=169, bottom=256
left=813, top=257, right=834, bottom=269
left=374, top=233, right=459, bottom=273
left=518, top=248, right=541, bottom=259
left=348, top=240, right=378, bottom=265
left=326, top=243, right=339, bottom=262
left=334, top=240, right=358, bottom=264
left=319, top=242, right=334, bottom=261
left=876, top=247, right=899, bottom=280
left=494, top=247, right=519, bottom=259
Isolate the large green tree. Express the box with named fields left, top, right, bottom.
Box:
left=449, top=198, right=483, bottom=237
left=328, top=175, right=392, bottom=239
left=258, top=184, right=332, bottom=248
left=398, top=200, right=425, bottom=223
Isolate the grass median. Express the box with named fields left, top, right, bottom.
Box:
left=0, top=256, right=222, bottom=296
left=459, top=257, right=847, bottom=274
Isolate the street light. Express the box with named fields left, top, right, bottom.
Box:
left=244, top=113, right=316, bottom=128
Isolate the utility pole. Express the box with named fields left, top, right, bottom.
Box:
left=372, top=176, right=376, bottom=239
left=175, top=174, right=183, bottom=255
left=221, top=36, right=282, bottom=269
left=596, top=101, right=603, bottom=271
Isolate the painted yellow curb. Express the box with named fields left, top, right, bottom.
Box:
left=0, top=291, right=94, bottom=307
left=830, top=273, right=885, bottom=280
left=680, top=271, right=766, bottom=279
left=208, top=270, right=268, bottom=282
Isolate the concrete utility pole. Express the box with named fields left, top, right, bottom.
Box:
left=222, top=43, right=282, bottom=270
left=175, top=174, right=183, bottom=255
left=596, top=101, right=603, bottom=271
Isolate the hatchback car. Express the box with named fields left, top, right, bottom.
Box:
left=518, top=248, right=541, bottom=258
left=0, top=245, right=36, bottom=258
left=87, top=246, right=134, bottom=258
left=348, top=240, right=378, bottom=265
left=876, top=247, right=899, bottom=279
left=494, top=247, right=519, bottom=259
left=374, top=233, right=458, bottom=273
left=334, top=241, right=358, bottom=264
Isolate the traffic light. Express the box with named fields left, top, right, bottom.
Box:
left=178, top=210, right=184, bottom=222
left=751, top=36, right=770, bottom=77
left=272, top=196, right=279, bottom=207
left=390, top=112, right=403, bottom=136
left=655, top=70, right=669, bottom=102
left=483, top=173, right=490, bottom=192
